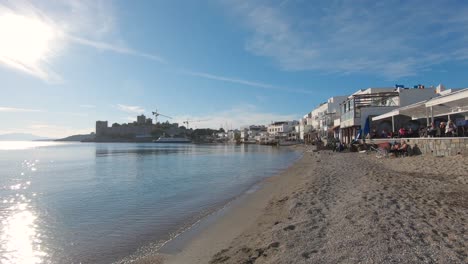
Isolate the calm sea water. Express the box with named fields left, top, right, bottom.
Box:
left=0, top=142, right=301, bottom=264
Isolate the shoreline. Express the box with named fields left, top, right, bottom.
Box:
left=129, top=145, right=309, bottom=264
left=136, top=148, right=467, bottom=264
left=118, top=145, right=305, bottom=264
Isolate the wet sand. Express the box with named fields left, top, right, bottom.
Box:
left=138, top=148, right=468, bottom=264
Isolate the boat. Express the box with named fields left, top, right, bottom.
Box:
left=153, top=136, right=191, bottom=143
left=278, top=140, right=301, bottom=146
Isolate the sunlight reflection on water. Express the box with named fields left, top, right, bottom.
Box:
left=1, top=203, right=46, bottom=264
left=0, top=141, right=66, bottom=150
left=1, top=154, right=47, bottom=264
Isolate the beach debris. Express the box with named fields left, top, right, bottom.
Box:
left=277, top=196, right=289, bottom=203
left=268, top=242, right=280, bottom=248
left=210, top=250, right=231, bottom=263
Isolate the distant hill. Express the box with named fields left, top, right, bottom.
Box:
left=0, top=133, right=52, bottom=141
left=55, top=133, right=95, bottom=142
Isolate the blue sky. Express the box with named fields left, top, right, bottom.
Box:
left=1, top=0, right=468, bottom=137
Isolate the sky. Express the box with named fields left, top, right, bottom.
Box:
left=1, top=0, right=468, bottom=138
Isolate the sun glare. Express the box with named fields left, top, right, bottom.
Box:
left=0, top=12, right=57, bottom=77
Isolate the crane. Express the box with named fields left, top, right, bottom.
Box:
left=183, top=119, right=209, bottom=129
left=152, top=109, right=172, bottom=123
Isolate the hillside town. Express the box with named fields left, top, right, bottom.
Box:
left=92, top=83, right=468, bottom=151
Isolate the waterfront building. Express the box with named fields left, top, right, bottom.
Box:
left=267, top=121, right=298, bottom=135
left=96, top=121, right=109, bottom=136
left=254, top=131, right=270, bottom=144
left=240, top=125, right=267, bottom=143
left=309, top=96, right=348, bottom=141
left=137, top=115, right=146, bottom=125
left=267, top=121, right=299, bottom=143
left=339, top=86, right=437, bottom=143
left=372, top=87, right=468, bottom=137
left=95, top=115, right=181, bottom=140
left=295, top=115, right=313, bottom=141
left=226, top=129, right=240, bottom=142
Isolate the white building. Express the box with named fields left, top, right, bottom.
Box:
left=295, top=115, right=314, bottom=141
left=226, top=129, right=240, bottom=142
left=340, top=87, right=437, bottom=143
left=308, top=96, right=348, bottom=140
left=240, top=125, right=267, bottom=143
left=267, top=121, right=299, bottom=136
left=372, top=86, right=468, bottom=135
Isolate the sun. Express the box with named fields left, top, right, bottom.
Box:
left=0, top=12, right=58, bottom=78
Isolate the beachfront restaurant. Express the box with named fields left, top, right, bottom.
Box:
left=371, top=88, right=468, bottom=156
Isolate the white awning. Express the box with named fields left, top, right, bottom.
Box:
left=372, top=100, right=426, bottom=121
left=425, top=88, right=468, bottom=107
left=371, top=109, right=400, bottom=121
left=372, top=88, right=468, bottom=121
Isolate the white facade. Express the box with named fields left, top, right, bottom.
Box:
left=309, top=96, right=348, bottom=138
left=339, top=87, right=438, bottom=143
left=341, top=87, right=437, bottom=129
left=226, top=129, right=240, bottom=141
left=267, top=121, right=299, bottom=136
left=296, top=115, right=314, bottom=140
left=240, top=125, right=267, bottom=142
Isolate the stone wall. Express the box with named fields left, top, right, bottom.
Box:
left=369, top=138, right=468, bottom=157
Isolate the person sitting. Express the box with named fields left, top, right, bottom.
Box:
left=407, top=127, right=414, bottom=138
left=398, top=127, right=407, bottom=138
left=445, top=120, right=457, bottom=137
left=397, top=140, right=409, bottom=156
left=439, top=122, right=446, bottom=137
left=427, top=122, right=437, bottom=137
left=380, top=129, right=388, bottom=138
left=389, top=142, right=400, bottom=154
left=419, top=127, right=427, bottom=137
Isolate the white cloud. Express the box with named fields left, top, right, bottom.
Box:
left=117, top=104, right=145, bottom=114
left=172, top=105, right=298, bottom=130
left=226, top=0, right=468, bottom=78
left=68, top=36, right=165, bottom=63
left=0, top=107, right=42, bottom=112
left=184, top=70, right=313, bottom=94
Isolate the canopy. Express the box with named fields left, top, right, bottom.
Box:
left=372, top=88, right=468, bottom=121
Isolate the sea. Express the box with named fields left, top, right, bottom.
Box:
left=0, top=141, right=301, bottom=264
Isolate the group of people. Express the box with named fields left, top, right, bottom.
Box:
left=388, top=140, right=409, bottom=156
left=397, top=127, right=418, bottom=138
left=368, top=127, right=418, bottom=139
left=426, top=120, right=457, bottom=137
left=368, top=120, right=459, bottom=139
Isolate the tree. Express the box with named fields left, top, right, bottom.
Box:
left=234, top=132, right=241, bottom=143
left=218, top=128, right=225, bottom=133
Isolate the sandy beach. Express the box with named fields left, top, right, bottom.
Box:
left=138, top=147, right=467, bottom=264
